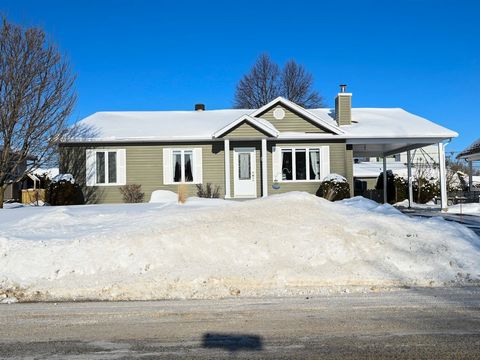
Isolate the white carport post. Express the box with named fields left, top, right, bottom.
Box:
left=469, top=160, right=473, bottom=192
left=224, top=139, right=231, bottom=199
left=383, top=156, right=388, bottom=204
left=407, top=150, right=413, bottom=208
left=438, top=142, right=448, bottom=211
left=261, top=138, right=268, bottom=197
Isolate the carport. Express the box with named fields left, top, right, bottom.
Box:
left=350, top=138, right=450, bottom=210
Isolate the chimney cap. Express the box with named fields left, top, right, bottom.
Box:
left=195, top=103, right=205, bottom=111
left=339, top=84, right=347, bottom=93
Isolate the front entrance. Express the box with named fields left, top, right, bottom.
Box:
left=233, top=147, right=257, bottom=198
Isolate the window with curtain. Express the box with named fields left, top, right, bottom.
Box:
left=281, top=149, right=293, bottom=180
left=96, top=151, right=118, bottom=184
left=279, top=147, right=322, bottom=182
left=172, top=149, right=194, bottom=183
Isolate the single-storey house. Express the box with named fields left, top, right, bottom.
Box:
left=59, top=86, right=457, bottom=208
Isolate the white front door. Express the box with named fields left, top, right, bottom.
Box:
left=233, top=147, right=257, bottom=198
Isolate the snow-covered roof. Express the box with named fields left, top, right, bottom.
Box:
left=457, top=138, right=480, bottom=159
left=68, top=98, right=457, bottom=143
left=310, top=108, right=457, bottom=139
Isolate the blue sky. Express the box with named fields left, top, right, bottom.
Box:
left=3, top=0, right=479, bottom=153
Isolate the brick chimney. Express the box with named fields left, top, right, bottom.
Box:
left=335, top=84, right=351, bottom=126
left=195, top=103, right=205, bottom=111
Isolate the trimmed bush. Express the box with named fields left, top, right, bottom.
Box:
left=119, top=184, right=145, bottom=203
left=316, top=174, right=350, bottom=201
left=45, top=180, right=84, bottom=206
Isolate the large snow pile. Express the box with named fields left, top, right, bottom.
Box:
left=0, top=192, right=479, bottom=302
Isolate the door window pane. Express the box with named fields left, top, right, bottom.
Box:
left=281, top=150, right=292, bottom=180
left=184, top=151, right=193, bottom=182
left=239, top=153, right=251, bottom=180
left=96, top=152, right=105, bottom=184
left=295, top=149, right=306, bottom=180
left=309, top=149, right=320, bottom=180
left=108, top=152, right=117, bottom=183
left=173, top=151, right=182, bottom=182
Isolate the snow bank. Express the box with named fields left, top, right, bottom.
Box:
left=0, top=192, right=479, bottom=302
left=149, top=190, right=178, bottom=203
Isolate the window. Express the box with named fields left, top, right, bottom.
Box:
left=163, top=148, right=202, bottom=185
left=96, top=151, right=118, bottom=184
left=277, top=147, right=327, bottom=182
left=86, top=149, right=126, bottom=186
left=172, top=150, right=194, bottom=183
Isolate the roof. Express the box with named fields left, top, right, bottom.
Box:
left=457, top=138, right=480, bottom=159
left=66, top=97, right=457, bottom=143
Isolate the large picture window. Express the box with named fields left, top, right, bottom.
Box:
left=280, top=147, right=322, bottom=181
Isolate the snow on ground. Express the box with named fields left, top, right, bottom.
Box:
left=446, top=203, right=480, bottom=216
left=0, top=192, right=479, bottom=302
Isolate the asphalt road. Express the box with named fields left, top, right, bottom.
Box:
left=1, top=287, right=480, bottom=359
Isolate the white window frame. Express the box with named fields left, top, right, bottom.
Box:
left=276, top=146, right=324, bottom=183
left=172, top=149, right=194, bottom=184
left=163, top=148, right=203, bottom=185
left=86, top=149, right=126, bottom=187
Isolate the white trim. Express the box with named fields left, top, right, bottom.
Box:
left=407, top=150, right=413, bottom=208
left=213, top=114, right=279, bottom=138
left=249, top=96, right=345, bottom=135
left=163, top=148, right=202, bottom=185
left=383, top=157, right=387, bottom=204
left=261, top=139, right=268, bottom=197
left=233, top=147, right=257, bottom=198
left=438, top=142, right=448, bottom=211
left=224, top=139, right=231, bottom=198
left=86, top=149, right=126, bottom=187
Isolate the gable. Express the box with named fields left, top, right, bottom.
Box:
left=259, top=105, right=332, bottom=134
left=219, top=121, right=271, bottom=138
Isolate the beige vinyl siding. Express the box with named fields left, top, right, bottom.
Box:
left=222, top=122, right=270, bottom=138
left=259, top=105, right=328, bottom=133
left=266, top=141, right=353, bottom=196
left=60, top=142, right=225, bottom=204
left=335, top=95, right=352, bottom=126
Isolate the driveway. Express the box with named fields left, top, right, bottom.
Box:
left=399, top=207, right=480, bottom=236
left=1, top=287, right=479, bottom=359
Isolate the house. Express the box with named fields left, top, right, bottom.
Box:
left=59, top=86, right=457, bottom=208
left=457, top=138, right=480, bottom=191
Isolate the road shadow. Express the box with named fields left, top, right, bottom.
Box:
left=202, top=333, right=263, bottom=353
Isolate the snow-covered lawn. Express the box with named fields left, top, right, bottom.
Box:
left=395, top=199, right=480, bottom=216
left=0, top=192, right=479, bottom=302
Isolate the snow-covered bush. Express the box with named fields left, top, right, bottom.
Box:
left=119, top=184, right=145, bottom=203
left=196, top=183, right=221, bottom=198
left=45, top=177, right=84, bottom=206
left=316, top=174, right=350, bottom=201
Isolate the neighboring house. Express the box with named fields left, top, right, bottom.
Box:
left=59, top=86, right=457, bottom=204
left=0, top=149, right=34, bottom=202
left=457, top=138, right=480, bottom=191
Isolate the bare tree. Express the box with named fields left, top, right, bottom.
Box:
left=234, top=54, right=325, bottom=109
left=281, top=60, right=324, bottom=108
left=234, top=53, right=280, bottom=109
left=0, top=17, right=76, bottom=207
